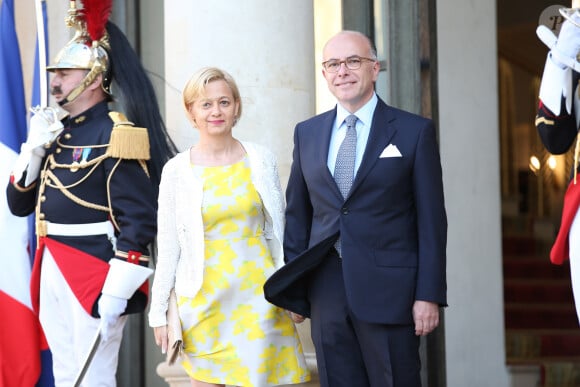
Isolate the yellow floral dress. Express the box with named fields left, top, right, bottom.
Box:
left=179, top=157, right=310, bottom=386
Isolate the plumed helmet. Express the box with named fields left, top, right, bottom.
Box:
left=47, top=0, right=112, bottom=104
left=46, top=0, right=177, bottom=186
left=47, top=41, right=109, bottom=73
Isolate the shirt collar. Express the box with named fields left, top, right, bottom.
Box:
left=335, top=93, right=378, bottom=128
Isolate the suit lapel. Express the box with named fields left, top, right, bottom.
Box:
left=316, top=109, right=344, bottom=198
left=349, top=100, right=397, bottom=197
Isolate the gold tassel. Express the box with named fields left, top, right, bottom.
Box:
left=107, top=112, right=151, bottom=160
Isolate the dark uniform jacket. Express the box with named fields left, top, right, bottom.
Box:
left=6, top=101, right=156, bottom=316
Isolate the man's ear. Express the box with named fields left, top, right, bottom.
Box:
left=87, top=73, right=103, bottom=91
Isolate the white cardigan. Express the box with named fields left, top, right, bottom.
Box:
left=148, top=141, right=285, bottom=327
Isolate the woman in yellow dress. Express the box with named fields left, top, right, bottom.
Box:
left=149, top=67, right=310, bottom=387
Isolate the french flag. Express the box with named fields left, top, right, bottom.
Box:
left=0, top=0, right=53, bottom=385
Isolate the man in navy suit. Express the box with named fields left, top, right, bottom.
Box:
left=284, top=30, right=447, bottom=386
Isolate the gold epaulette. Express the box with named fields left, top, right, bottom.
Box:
left=107, top=111, right=151, bottom=160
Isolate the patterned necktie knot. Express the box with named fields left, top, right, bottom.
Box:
left=344, top=114, right=357, bottom=130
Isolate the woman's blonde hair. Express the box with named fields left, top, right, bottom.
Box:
left=182, top=67, right=242, bottom=121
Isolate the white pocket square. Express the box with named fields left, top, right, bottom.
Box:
left=379, top=144, right=402, bottom=158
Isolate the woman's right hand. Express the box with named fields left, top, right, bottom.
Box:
left=289, top=312, right=305, bottom=324
left=153, top=325, right=169, bottom=354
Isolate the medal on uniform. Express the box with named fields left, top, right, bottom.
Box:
left=80, top=148, right=91, bottom=167
left=71, top=147, right=82, bottom=172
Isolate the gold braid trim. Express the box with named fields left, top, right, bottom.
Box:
left=106, top=158, right=122, bottom=231
left=138, top=159, right=150, bottom=178
left=44, top=169, right=110, bottom=213
left=45, top=155, right=104, bottom=190
left=116, top=250, right=150, bottom=262
left=47, top=153, right=108, bottom=175
left=535, top=116, right=555, bottom=127
left=12, top=180, right=37, bottom=192
left=56, top=138, right=108, bottom=150
left=107, top=112, right=151, bottom=161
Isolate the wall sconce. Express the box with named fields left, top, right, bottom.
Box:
left=529, top=154, right=557, bottom=174
left=529, top=155, right=541, bottom=174
left=547, top=155, right=557, bottom=170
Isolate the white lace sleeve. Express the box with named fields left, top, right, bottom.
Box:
left=148, top=159, right=181, bottom=327
left=266, top=149, right=285, bottom=233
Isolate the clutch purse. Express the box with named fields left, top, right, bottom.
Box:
left=166, top=288, right=184, bottom=365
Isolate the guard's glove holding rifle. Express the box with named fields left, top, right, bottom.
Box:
left=11, top=106, right=67, bottom=186
left=98, top=258, right=153, bottom=341
left=552, top=13, right=580, bottom=68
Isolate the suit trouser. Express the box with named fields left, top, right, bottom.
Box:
left=308, top=250, right=421, bottom=387
left=39, top=247, right=127, bottom=387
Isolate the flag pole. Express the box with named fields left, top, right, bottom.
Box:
left=34, top=0, right=47, bottom=107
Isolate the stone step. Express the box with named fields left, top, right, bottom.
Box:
left=503, top=258, right=570, bottom=280
left=541, top=361, right=580, bottom=387
left=502, top=234, right=580, bottom=381
left=503, top=235, right=538, bottom=256
left=505, top=303, right=578, bottom=330
left=504, top=279, right=574, bottom=303
left=506, top=330, right=580, bottom=360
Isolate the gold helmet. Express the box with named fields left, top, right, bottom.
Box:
left=47, top=1, right=112, bottom=104
left=46, top=0, right=178, bottom=185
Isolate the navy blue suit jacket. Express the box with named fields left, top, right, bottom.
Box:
left=283, top=97, right=447, bottom=324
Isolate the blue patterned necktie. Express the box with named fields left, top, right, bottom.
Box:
left=334, top=114, right=358, bottom=198
left=334, top=114, right=357, bottom=256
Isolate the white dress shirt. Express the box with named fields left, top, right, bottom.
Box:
left=327, top=93, right=378, bottom=176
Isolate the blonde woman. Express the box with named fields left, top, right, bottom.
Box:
left=148, top=67, right=310, bottom=387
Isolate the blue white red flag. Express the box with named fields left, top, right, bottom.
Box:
left=0, top=0, right=53, bottom=385
left=30, top=1, right=54, bottom=385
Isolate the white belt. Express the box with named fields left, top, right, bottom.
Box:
left=45, top=221, right=115, bottom=237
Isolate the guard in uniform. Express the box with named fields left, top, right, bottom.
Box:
left=536, top=9, right=580, bottom=324
left=6, top=1, right=175, bottom=385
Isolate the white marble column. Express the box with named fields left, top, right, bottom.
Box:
left=437, top=1, right=510, bottom=386
left=164, top=0, right=316, bottom=181
left=159, top=1, right=317, bottom=385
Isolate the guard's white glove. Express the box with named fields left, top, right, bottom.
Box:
left=11, top=106, right=65, bottom=185
left=98, top=258, right=153, bottom=341
left=97, top=294, right=127, bottom=342
left=553, top=13, right=580, bottom=69
left=27, top=106, right=65, bottom=148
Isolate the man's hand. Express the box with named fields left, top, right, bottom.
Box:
left=26, top=106, right=65, bottom=150
left=97, top=293, right=127, bottom=341
left=412, top=300, right=439, bottom=336
left=12, top=107, right=65, bottom=184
